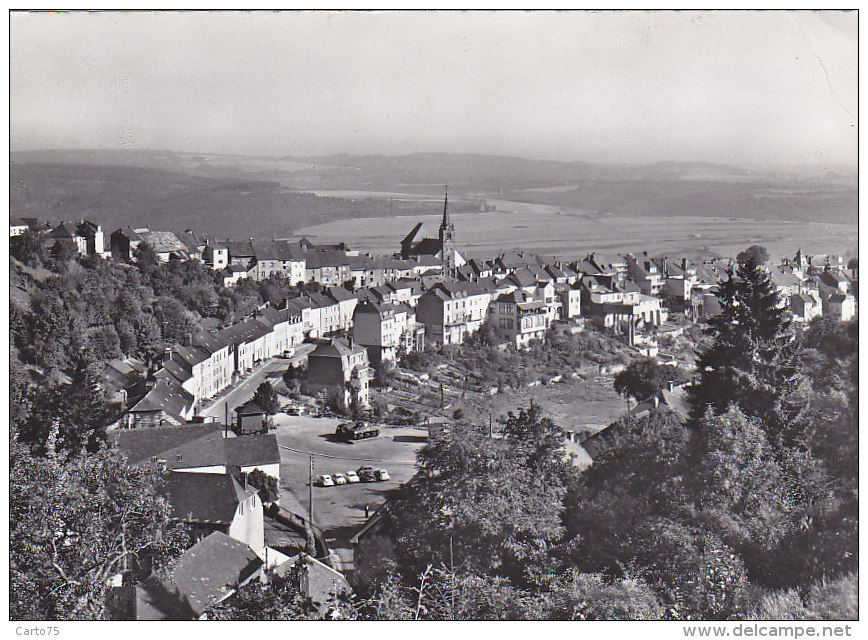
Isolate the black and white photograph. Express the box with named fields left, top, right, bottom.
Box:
left=6, top=7, right=859, bottom=629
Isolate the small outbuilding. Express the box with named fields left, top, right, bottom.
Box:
left=235, top=400, right=267, bottom=435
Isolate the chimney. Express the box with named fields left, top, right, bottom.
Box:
left=185, top=332, right=193, bottom=347
left=163, top=347, right=174, bottom=364
left=668, top=380, right=675, bottom=392
left=653, top=395, right=659, bottom=409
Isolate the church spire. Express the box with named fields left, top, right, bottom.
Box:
left=439, top=182, right=456, bottom=277
left=441, top=183, right=450, bottom=229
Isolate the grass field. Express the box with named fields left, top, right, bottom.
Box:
left=296, top=198, right=858, bottom=261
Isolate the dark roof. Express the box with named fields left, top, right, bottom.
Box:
left=158, top=472, right=256, bottom=525
left=273, top=554, right=350, bottom=611
left=113, top=427, right=279, bottom=471
left=109, top=423, right=222, bottom=465
left=304, top=250, right=351, bottom=269
left=401, top=222, right=426, bottom=246
left=309, top=337, right=367, bottom=359
left=48, top=221, right=79, bottom=239
left=224, top=240, right=256, bottom=257
left=225, top=435, right=280, bottom=468
left=430, top=280, right=490, bottom=299
left=235, top=400, right=266, bottom=416
left=136, top=532, right=262, bottom=620
left=410, top=237, right=443, bottom=256
left=127, top=381, right=194, bottom=421
left=327, top=286, right=357, bottom=302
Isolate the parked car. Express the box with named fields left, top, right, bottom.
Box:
left=357, top=465, right=378, bottom=482
left=285, top=403, right=308, bottom=416
left=315, top=474, right=334, bottom=487
left=375, top=468, right=390, bottom=482
left=345, top=470, right=361, bottom=484
left=332, top=472, right=348, bottom=485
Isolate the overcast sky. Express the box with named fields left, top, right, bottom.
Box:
left=10, top=10, right=857, bottom=169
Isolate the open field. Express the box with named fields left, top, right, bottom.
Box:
left=297, top=199, right=858, bottom=261
left=457, top=376, right=627, bottom=434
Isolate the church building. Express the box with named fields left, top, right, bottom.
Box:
left=399, top=187, right=465, bottom=276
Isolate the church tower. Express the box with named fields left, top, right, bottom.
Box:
left=439, top=184, right=456, bottom=276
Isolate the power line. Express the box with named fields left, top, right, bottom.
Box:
left=277, top=443, right=418, bottom=465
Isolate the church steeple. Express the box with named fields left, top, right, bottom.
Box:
left=439, top=183, right=456, bottom=277
left=441, top=183, right=452, bottom=230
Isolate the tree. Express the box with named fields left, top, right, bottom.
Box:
left=50, top=239, right=80, bottom=266
left=10, top=438, right=189, bottom=620
left=737, top=245, right=769, bottom=265
left=541, top=570, right=663, bottom=620
left=240, top=469, right=280, bottom=504
left=11, top=228, right=47, bottom=267
left=386, top=405, right=573, bottom=587
left=133, top=242, right=159, bottom=272
left=688, top=252, right=795, bottom=437
left=253, top=381, right=280, bottom=416
left=613, top=357, right=688, bottom=402
left=17, top=363, right=117, bottom=455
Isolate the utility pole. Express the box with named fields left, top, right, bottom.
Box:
left=489, top=412, right=493, bottom=438
left=309, top=454, right=314, bottom=527
left=449, top=535, right=455, bottom=621
left=306, top=454, right=316, bottom=555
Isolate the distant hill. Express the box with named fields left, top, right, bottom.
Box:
left=9, top=149, right=857, bottom=232
left=9, top=161, right=443, bottom=239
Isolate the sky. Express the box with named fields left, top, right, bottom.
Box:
left=10, top=10, right=858, bottom=170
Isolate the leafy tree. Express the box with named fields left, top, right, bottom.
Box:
left=135, top=313, right=165, bottom=365
left=49, top=239, right=80, bottom=266
left=737, top=244, right=769, bottom=265
left=689, top=252, right=795, bottom=437
left=241, top=469, right=280, bottom=504
left=17, top=363, right=117, bottom=455
left=386, top=405, right=573, bottom=587
left=18, top=287, right=89, bottom=374
left=10, top=438, right=189, bottom=620
left=133, top=241, right=159, bottom=272
left=152, top=296, right=198, bottom=345
left=629, top=520, right=752, bottom=620
left=563, top=410, right=690, bottom=575
left=11, top=228, right=47, bottom=267
left=613, top=357, right=688, bottom=402
left=541, top=570, right=663, bottom=620
left=253, top=381, right=280, bottom=416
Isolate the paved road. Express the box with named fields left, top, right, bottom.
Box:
left=199, top=343, right=315, bottom=418
left=271, top=415, right=427, bottom=572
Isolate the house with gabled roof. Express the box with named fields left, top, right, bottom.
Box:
left=303, top=337, right=373, bottom=411
left=824, top=292, right=856, bottom=322
left=47, top=221, right=88, bottom=255
left=489, top=290, right=549, bottom=348
left=120, top=380, right=196, bottom=429
left=110, top=425, right=280, bottom=481
left=352, top=299, right=424, bottom=365
left=789, top=292, right=822, bottom=323
left=134, top=531, right=263, bottom=620
left=159, top=471, right=265, bottom=555
left=625, top=253, right=665, bottom=295
left=416, top=281, right=492, bottom=345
